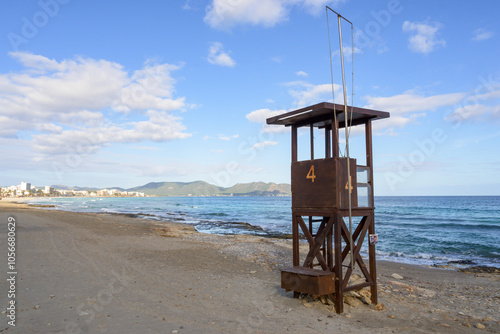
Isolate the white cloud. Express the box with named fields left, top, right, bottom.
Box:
left=32, top=111, right=190, bottom=155
left=113, top=62, right=185, bottom=112
left=251, top=141, right=278, bottom=149
left=446, top=104, right=500, bottom=122
left=331, top=46, right=361, bottom=60
left=205, top=0, right=289, bottom=29
left=1, top=52, right=185, bottom=121
left=4, top=52, right=127, bottom=117
left=287, top=81, right=341, bottom=107
left=246, top=81, right=343, bottom=134
left=203, top=134, right=239, bottom=141
left=365, top=91, right=466, bottom=134
left=204, top=0, right=342, bottom=30
left=472, top=28, right=494, bottom=42
left=246, top=108, right=286, bottom=123
left=218, top=134, right=239, bottom=141
left=367, top=79, right=500, bottom=133
left=0, top=52, right=190, bottom=155
left=246, top=108, right=289, bottom=133
left=300, top=0, right=339, bottom=14
left=35, top=123, right=63, bottom=133
left=207, top=42, right=236, bottom=67
left=402, top=21, right=445, bottom=54
left=365, top=91, right=465, bottom=115
left=296, top=70, right=308, bottom=77
left=182, top=1, right=192, bottom=10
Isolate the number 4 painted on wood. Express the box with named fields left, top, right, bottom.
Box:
left=307, top=165, right=316, bottom=182
left=345, top=176, right=353, bottom=193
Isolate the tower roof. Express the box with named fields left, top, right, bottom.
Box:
left=266, top=102, right=390, bottom=128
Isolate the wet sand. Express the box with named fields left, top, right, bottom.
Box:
left=0, top=200, right=498, bottom=333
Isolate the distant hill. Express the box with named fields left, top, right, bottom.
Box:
left=127, top=181, right=291, bottom=196
left=127, top=181, right=223, bottom=196
left=51, top=185, right=102, bottom=191
left=224, top=182, right=291, bottom=196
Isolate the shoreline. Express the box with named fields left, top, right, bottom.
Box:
left=0, top=200, right=498, bottom=332
left=5, top=197, right=499, bottom=272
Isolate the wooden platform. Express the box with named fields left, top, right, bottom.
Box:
left=281, top=267, right=334, bottom=296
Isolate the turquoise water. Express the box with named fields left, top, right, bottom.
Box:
left=28, top=196, right=500, bottom=268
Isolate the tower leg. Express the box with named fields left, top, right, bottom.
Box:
left=292, top=213, right=299, bottom=267
left=334, top=213, right=343, bottom=314
left=368, top=212, right=378, bottom=304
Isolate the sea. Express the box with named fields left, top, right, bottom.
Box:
left=25, top=196, right=500, bottom=269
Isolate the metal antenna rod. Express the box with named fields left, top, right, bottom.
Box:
left=326, top=6, right=338, bottom=154
left=326, top=6, right=355, bottom=269
left=336, top=11, right=355, bottom=270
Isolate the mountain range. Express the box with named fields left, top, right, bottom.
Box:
left=54, top=181, right=291, bottom=196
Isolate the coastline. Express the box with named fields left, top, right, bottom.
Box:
left=7, top=196, right=500, bottom=271
left=0, top=201, right=498, bottom=332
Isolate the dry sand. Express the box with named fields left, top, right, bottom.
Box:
left=0, top=200, right=498, bottom=333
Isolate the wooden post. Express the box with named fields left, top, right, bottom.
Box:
left=292, top=212, right=300, bottom=299
left=365, top=120, right=374, bottom=207
left=292, top=125, right=298, bottom=163
left=308, top=216, right=313, bottom=254
left=310, top=123, right=314, bottom=160
left=334, top=212, right=343, bottom=313
left=292, top=124, right=299, bottom=298
left=292, top=214, right=299, bottom=267
left=327, top=223, right=333, bottom=271
left=368, top=212, right=377, bottom=304
left=325, top=126, right=331, bottom=159
left=332, top=118, right=339, bottom=158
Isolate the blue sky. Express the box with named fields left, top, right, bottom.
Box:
left=0, top=0, right=499, bottom=195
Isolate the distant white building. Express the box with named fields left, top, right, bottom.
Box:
left=20, top=182, right=31, bottom=191
left=44, top=186, right=54, bottom=195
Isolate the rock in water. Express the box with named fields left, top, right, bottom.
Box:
left=475, top=323, right=485, bottom=330
left=374, top=303, right=386, bottom=311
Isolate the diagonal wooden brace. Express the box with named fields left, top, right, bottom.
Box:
left=296, top=216, right=328, bottom=270
left=339, top=216, right=372, bottom=289
left=297, top=216, right=334, bottom=271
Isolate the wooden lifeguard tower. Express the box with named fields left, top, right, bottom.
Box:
left=266, top=102, right=389, bottom=313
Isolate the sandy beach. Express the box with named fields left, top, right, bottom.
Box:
left=0, top=200, right=498, bottom=333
